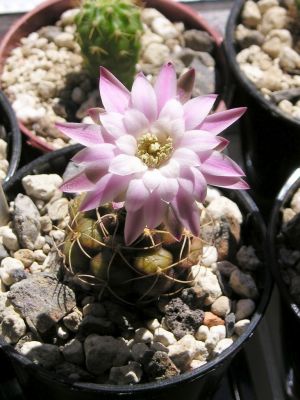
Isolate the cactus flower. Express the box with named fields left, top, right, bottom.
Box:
left=57, top=63, right=248, bottom=245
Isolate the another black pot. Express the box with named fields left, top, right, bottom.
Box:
left=267, top=168, right=300, bottom=398
left=0, top=89, right=21, bottom=183
left=224, top=0, right=300, bottom=215
left=2, top=146, right=272, bottom=400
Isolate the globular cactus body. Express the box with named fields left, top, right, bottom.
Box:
left=62, top=196, right=203, bottom=303
left=75, top=0, right=143, bottom=87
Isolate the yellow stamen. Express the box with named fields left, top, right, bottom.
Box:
left=136, top=133, right=173, bottom=168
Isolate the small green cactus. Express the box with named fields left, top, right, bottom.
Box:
left=75, top=0, right=143, bottom=87
left=61, top=195, right=204, bottom=304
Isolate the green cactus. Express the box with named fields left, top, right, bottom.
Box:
left=61, top=195, right=204, bottom=304
left=74, top=0, right=143, bottom=87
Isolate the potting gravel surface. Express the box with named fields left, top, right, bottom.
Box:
left=234, top=0, right=300, bottom=121
left=0, top=171, right=264, bottom=385
left=1, top=7, right=217, bottom=149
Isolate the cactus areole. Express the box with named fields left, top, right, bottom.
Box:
left=75, top=0, right=143, bottom=87
left=56, top=62, right=248, bottom=303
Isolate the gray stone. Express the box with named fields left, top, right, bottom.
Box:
left=62, top=338, right=84, bottom=365
left=142, top=351, right=180, bottom=380
left=55, top=362, right=92, bottom=382
left=0, top=311, right=26, bottom=344
left=20, top=341, right=62, bottom=368
left=235, top=299, right=256, bottom=321
left=236, top=245, right=261, bottom=271
left=79, top=315, right=116, bottom=337
left=131, top=343, right=149, bottom=362
left=183, top=29, right=214, bottom=53
left=229, top=269, right=259, bottom=299
left=84, top=334, right=131, bottom=375
left=8, top=273, right=76, bottom=333
left=164, top=297, right=204, bottom=339
left=225, top=313, right=235, bottom=337
left=13, top=194, right=41, bottom=250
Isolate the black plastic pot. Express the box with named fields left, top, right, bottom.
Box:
left=2, top=146, right=272, bottom=400
left=0, top=89, right=21, bottom=183
left=224, top=0, right=300, bottom=215
left=267, top=168, right=300, bottom=398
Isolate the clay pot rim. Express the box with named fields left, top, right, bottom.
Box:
left=224, top=0, right=300, bottom=129
left=2, top=144, right=273, bottom=393
left=0, top=0, right=229, bottom=153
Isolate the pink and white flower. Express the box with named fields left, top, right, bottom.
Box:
left=57, top=63, right=248, bottom=244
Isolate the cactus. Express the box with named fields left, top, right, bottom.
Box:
left=74, top=0, right=143, bottom=87
left=60, top=195, right=204, bottom=304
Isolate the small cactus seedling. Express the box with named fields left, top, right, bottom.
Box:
left=74, top=0, right=143, bottom=87
left=59, top=196, right=203, bottom=304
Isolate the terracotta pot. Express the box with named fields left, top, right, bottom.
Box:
left=224, top=0, right=300, bottom=213
left=0, top=89, right=21, bottom=182
left=0, top=0, right=230, bottom=152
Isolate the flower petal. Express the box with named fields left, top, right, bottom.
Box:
left=163, top=205, right=183, bottom=241
left=125, top=208, right=146, bottom=245
left=177, top=68, right=195, bottom=103
left=55, top=122, right=103, bottom=146
left=99, top=67, right=130, bottom=113
left=204, top=174, right=249, bottom=189
left=183, top=94, right=218, bottom=130
left=154, top=62, right=177, bottom=112
left=60, top=170, right=95, bottom=193
left=80, top=173, right=130, bottom=211
left=123, top=109, right=149, bottom=137
left=159, top=98, right=184, bottom=120
left=125, top=179, right=149, bottom=212
left=159, top=159, right=180, bottom=178
left=109, top=154, right=147, bottom=176
left=143, top=169, right=163, bottom=192
left=143, top=190, right=166, bottom=229
left=72, top=143, right=115, bottom=164
left=157, top=177, right=179, bottom=202
left=178, top=166, right=207, bottom=203
left=100, top=112, right=126, bottom=139
left=171, top=188, right=200, bottom=237
left=88, top=107, right=105, bottom=124
left=199, top=107, right=247, bottom=135
left=172, top=148, right=200, bottom=167
left=131, top=72, right=158, bottom=123
left=115, top=135, right=137, bottom=155
left=179, top=130, right=226, bottom=153
left=200, top=152, right=245, bottom=177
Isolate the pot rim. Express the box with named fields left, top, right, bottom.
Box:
left=267, top=167, right=300, bottom=321
left=224, top=0, right=300, bottom=129
left=0, top=0, right=231, bottom=153
left=2, top=145, right=273, bottom=394
left=0, top=89, right=22, bottom=183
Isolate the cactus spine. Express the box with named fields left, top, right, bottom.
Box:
left=61, top=196, right=203, bottom=304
